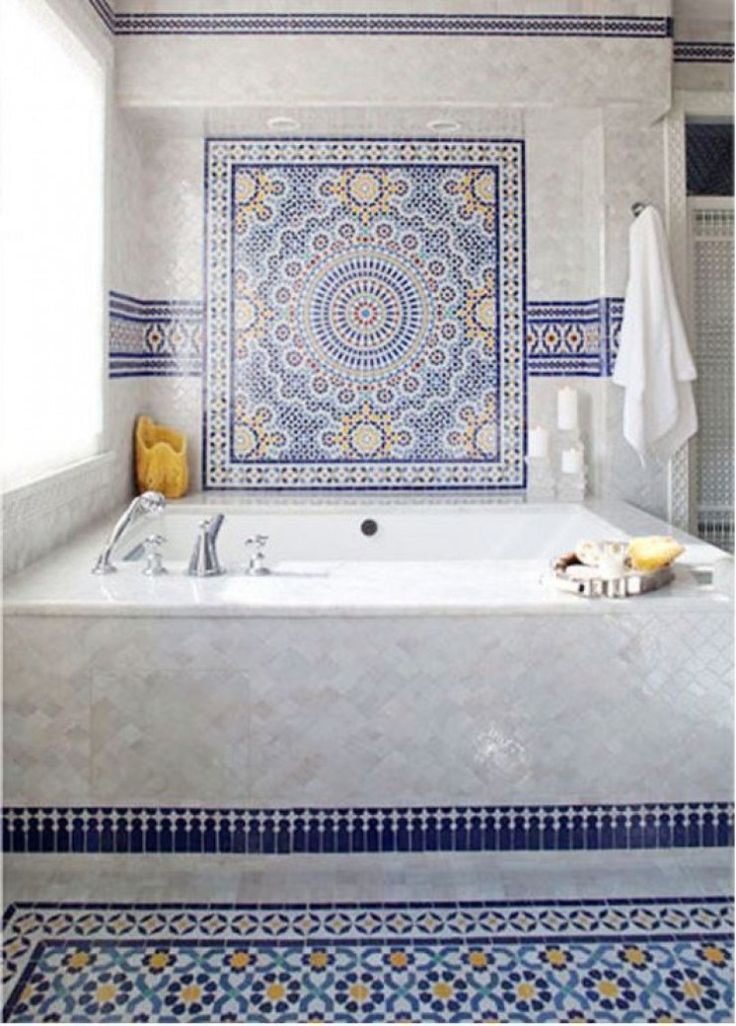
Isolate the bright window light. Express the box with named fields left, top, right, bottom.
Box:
left=0, top=0, right=105, bottom=491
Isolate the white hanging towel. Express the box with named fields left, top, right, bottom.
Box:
left=612, top=204, right=697, bottom=465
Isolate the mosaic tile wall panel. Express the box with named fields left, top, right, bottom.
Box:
left=4, top=802, right=733, bottom=855
left=3, top=898, right=733, bottom=1022
left=204, top=138, right=526, bottom=491
left=109, top=292, right=203, bottom=377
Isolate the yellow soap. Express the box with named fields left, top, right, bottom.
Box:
left=135, top=415, right=189, bottom=499
left=627, top=536, right=685, bottom=572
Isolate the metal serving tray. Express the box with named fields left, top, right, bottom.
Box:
left=545, top=553, right=675, bottom=599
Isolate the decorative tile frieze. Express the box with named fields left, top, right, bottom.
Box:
left=88, top=5, right=672, bottom=39
left=204, top=137, right=526, bottom=491
left=4, top=801, right=732, bottom=856
left=604, top=295, right=625, bottom=375
left=526, top=297, right=624, bottom=377
left=109, top=292, right=204, bottom=378
left=674, top=41, right=735, bottom=64
left=527, top=300, right=603, bottom=376
left=109, top=291, right=626, bottom=381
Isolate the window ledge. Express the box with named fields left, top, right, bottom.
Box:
left=2, top=451, right=117, bottom=531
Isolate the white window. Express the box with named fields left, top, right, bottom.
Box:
left=0, top=0, right=105, bottom=491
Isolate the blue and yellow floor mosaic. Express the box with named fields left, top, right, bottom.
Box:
left=3, top=897, right=733, bottom=1022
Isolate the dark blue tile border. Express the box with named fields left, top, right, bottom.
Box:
left=87, top=6, right=672, bottom=39
left=674, top=41, right=734, bottom=64
left=109, top=292, right=204, bottom=378
left=4, top=801, right=732, bottom=855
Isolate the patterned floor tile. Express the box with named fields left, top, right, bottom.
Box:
left=3, top=897, right=733, bottom=1022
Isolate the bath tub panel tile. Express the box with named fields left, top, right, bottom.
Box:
left=4, top=607, right=731, bottom=810
left=3, top=617, right=97, bottom=680
left=245, top=613, right=732, bottom=809
left=90, top=667, right=250, bottom=806
left=3, top=664, right=91, bottom=807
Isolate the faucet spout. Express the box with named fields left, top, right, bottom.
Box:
left=188, top=515, right=226, bottom=577
left=92, top=491, right=166, bottom=575
left=207, top=513, right=225, bottom=544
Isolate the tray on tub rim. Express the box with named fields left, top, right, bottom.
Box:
left=544, top=551, right=675, bottom=599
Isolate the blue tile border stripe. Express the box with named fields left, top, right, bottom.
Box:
left=109, top=291, right=204, bottom=378
left=674, top=40, right=735, bottom=64
left=109, top=291, right=625, bottom=379
left=87, top=6, right=672, bottom=39
left=4, top=801, right=732, bottom=855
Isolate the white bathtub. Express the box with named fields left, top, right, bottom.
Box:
left=153, top=499, right=628, bottom=565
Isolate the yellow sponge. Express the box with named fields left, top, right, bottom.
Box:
left=135, top=415, right=189, bottom=499
left=627, top=536, right=685, bottom=572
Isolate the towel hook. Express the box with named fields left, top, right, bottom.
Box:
left=631, top=202, right=648, bottom=218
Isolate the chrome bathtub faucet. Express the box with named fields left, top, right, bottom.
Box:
left=245, top=534, right=271, bottom=576
left=92, top=491, right=166, bottom=575
left=188, top=514, right=225, bottom=577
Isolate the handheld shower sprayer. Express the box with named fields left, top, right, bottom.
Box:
left=92, top=491, right=166, bottom=575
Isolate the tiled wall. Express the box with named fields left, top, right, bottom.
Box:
left=9, top=1, right=734, bottom=572
left=103, top=0, right=727, bottom=508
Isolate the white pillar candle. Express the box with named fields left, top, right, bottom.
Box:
left=528, top=425, right=549, bottom=460
left=557, top=386, right=579, bottom=431
left=561, top=447, right=584, bottom=475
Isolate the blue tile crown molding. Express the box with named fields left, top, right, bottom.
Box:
left=88, top=5, right=671, bottom=39
left=674, top=40, right=735, bottom=64
left=4, top=801, right=732, bottom=855
left=204, top=137, right=526, bottom=492
left=109, top=291, right=624, bottom=380
left=109, top=292, right=204, bottom=378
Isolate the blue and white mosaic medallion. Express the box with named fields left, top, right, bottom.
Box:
left=204, top=138, right=526, bottom=491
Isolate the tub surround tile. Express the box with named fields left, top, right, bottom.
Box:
left=4, top=585, right=732, bottom=810
left=90, top=667, right=250, bottom=806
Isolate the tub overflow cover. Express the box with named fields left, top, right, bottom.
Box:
left=361, top=518, right=378, bottom=537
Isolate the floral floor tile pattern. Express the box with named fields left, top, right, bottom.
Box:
left=3, top=897, right=733, bottom=1022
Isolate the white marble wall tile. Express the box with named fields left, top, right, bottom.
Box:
left=115, top=36, right=671, bottom=110
left=525, top=108, right=602, bottom=300
left=603, top=379, right=669, bottom=517
left=674, top=62, right=734, bottom=93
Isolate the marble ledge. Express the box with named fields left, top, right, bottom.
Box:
left=3, top=549, right=731, bottom=621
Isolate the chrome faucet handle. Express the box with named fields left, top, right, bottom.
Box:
left=142, top=534, right=167, bottom=577
left=244, top=534, right=271, bottom=576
